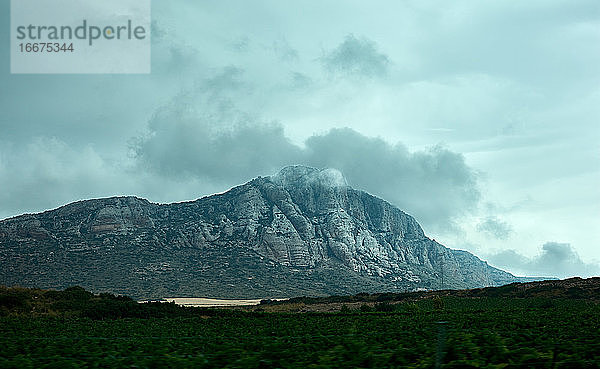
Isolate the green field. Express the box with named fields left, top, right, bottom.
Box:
left=1, top=286, right=599, bottom=368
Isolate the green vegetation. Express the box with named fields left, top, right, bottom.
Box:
left=1, top=285, right=599, bottom=368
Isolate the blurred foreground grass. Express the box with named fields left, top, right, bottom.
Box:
left=1, top=285, right=598, bottom=368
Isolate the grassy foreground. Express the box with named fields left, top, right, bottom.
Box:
left=1, top=285, right=599, bottom=368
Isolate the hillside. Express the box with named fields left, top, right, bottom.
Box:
left=1, top=166, right=536, bottom=299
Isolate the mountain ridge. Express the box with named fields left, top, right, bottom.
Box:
left=0, top=165, right=539, bottom=299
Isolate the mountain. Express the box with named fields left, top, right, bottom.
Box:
left=0, top=165, right=532, bottom=299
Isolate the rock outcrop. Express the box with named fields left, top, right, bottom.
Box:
left=0, top=166, right=528, bottom=299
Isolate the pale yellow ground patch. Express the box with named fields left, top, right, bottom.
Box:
left=163, top=298, right=264, bottom=307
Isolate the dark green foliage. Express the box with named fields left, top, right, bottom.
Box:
left=374, top=302, right=395, bottom=312
left=266, top=277, right=600, bottom=308
left=359, top=304, right=373, bottom=312
left=1, top=286, right=599, bottom=368
left=0, top=291, right=30, bottom=309
left=375, top=292, right=398, bottom=302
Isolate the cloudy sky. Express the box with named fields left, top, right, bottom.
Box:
left=1, top=0, right=599, bottom=278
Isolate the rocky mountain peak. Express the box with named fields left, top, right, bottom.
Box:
left=0, top=168, right=528, bottom=299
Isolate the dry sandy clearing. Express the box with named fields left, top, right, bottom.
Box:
left=163, top=298, right=264, bottom=307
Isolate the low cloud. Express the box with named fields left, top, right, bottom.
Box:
left=321, top=34, right=390, bottom=78
left=488, top=242, right=600, bottom=279
left=134, top=118, right=302, bottom=184
left=0, top=137, right=130, bottom=219
left=131, top=67, right=303, bottom=184
left=133, top=82, right=480, bottom=232
left=476, top=216, right=513, bottom=240
left=303, top=128, right=480, bottom=233
left=271, top=37, right=299, bottom=62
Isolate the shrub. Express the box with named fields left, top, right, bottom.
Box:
left=359, top=304, right=373, bottom=312
left=374, top=302, right=394, bottom=312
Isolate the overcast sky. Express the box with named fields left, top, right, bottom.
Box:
left=1, top=0, right=599, bottom=278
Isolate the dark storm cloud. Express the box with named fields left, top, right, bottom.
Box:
left=488, top=242, right=600, bottom=278
left=303, top=128, right=480, bottom=232
left=321, top=35, right=390, bottom=78
left=132, top=67, right=303, bottom=184
left=134, top=96, right=480, bottom=231
left=134, top=119, right=302, bottom=184
left=476, top=216, right=513, bottom=240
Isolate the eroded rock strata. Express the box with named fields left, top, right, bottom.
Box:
left=0, top=166, right=525, bottom=299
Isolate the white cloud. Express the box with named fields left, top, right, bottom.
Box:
left=488, top=242, right=600, bottom=279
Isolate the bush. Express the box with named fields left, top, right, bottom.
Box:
left=374, top=302, right=395, bottom=312
left=0, top=293, right=29, bottom=309
left=360, top=304, right=373, bottom=312
left=62, top=286, right=93, bottom=301
left=433, top=295, right=444, bottom=310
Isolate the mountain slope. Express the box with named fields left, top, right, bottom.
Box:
left=0, top=166, right=526, bottom=299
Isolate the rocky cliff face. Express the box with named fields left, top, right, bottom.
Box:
left=0, top=166, right=523, bottom=299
